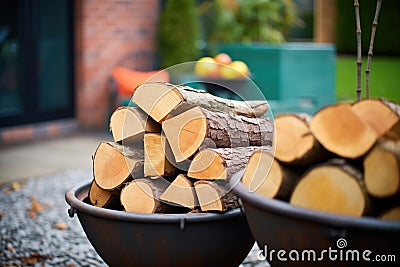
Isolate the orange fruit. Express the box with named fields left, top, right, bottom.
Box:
left=214, top=53, right=232, bottom=65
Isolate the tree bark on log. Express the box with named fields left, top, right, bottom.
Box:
left=310, top=103, right=378, bottom=159
left=364, top=139, right=400, bottom=198
left=274, top=113, right=330, bottom=166
left=162, top=106, right=273, bottom=162
left=188, top=146, right=270, bottom=180
left=144, top=133, right=175, bottom=177
left=194, top=180, right=239, bottom=212
left=241, top=149, right=301, bottom=200
left=352, top=98, right=400, bottom=140
left=160, top=174, right=197, bottom=209
left=109, top=106, right=160, bottom=144
left=120, top=178, right=183, bottom=213
left=290, top=159, right=370, bottom=217
left=132, top=82, right=269, bottom=122
left=93, top=141, right=144, bottom=190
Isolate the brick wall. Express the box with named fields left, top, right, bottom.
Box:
left=74, top=0, right=161, bottom=129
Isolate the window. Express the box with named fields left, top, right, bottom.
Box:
left=0, top=0, right=74, bottom=127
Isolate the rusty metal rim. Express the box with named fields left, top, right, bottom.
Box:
left=230, top=169, right=400, bottom=232
left=65, top=180, right=243, bottom=223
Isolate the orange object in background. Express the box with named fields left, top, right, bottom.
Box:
left=111, top=67, right=170, bottom=98
left=214, top=53, right=232, bottom=65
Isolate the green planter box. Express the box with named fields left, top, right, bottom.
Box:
left=218, top=43, right=336, bottom=115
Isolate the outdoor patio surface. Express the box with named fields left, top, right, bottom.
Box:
left=0, top=131, right=269, bottom=266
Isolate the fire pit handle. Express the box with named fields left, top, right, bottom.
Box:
left=180, top=217, right=186, bottom=231
left=68, top=207, right=76, bottom=218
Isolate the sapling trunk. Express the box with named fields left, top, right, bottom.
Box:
left=365, top=0, right=383, bottom=99
left=354, top=0, right=362, bottom=101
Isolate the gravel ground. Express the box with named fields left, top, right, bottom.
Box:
left=0, top=169, right=269, bottom=267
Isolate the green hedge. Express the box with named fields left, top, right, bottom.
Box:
left=158, top=0, right=200, bottom=68
left=336, top=0, right=400, bottom=56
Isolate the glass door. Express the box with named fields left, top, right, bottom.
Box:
left=0, top=0, right=74, bottom=127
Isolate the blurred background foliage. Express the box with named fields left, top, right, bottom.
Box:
left=158, top=0, right=200, bottom=68
left=336, top=0, right=400, bottom=56
left=200, top=0, right=298, bottom=44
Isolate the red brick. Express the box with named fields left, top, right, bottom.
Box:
left=74, top=0, right=160, bottom=129
left=1, top=126, right=34, bottom=143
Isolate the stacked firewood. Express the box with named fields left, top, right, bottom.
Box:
left=89, top=82, right=273, bottom=214
left=242, top=99, right=400, bottom=221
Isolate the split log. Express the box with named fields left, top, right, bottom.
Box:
left=364, top=139, right=400, bottom=198
left=109, top=106, right=160, bottom=144
left=379, top=206, right=400, bottom=221
left=132, top=82, right=268, bottom=122
left=93, top=141, right=144, bottom=190
left=89, top=180, right=121, bottom=209
left=310, top=103, right=378, bottom=159
left=162, top=106, right=273, bottom=162
left=160, top=174, right=197, bottom=209
left=241, top=149, right=301, bottom=200
left=274, top=113, right=329, bottom=166
left=188, top=146, right=269, bottom=180
left=120, top=178, right=182, bottom=213
left=290, top=159, right=370, bottom=217
left=144, top=133, right=175, bottom=177
left=352, top=98, right=400, bottom=139
left=194, top=180, right=239, bottom=212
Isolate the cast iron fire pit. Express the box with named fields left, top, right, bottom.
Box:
left=65, top=180, right=254, bottom=267
left=230, top=170, right=400, bottom=267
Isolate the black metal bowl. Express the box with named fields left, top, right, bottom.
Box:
left=230, top=170, right=400, bottom=267
left=65, top=180, right=254, bottom=267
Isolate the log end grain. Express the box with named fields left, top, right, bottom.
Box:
left=93, top=142, right=132, bottom=190
left=160, top=174, right=196, bottom=209
left=162, top=106, right=207, bottom=162
left=364, top=145, right=400, bottom=198
left=352, top=98, right=400, bottom=137
left=242, top=150, right=281, bottom=197
left=290, top=164, right=367, bottom=217
left=188, top=149, right=227, bottom=180
left=132, top=82, right=183, bottom=122
left=310, top=103, right=378, bottom=159
left=274, top=114, right=316, bottom=164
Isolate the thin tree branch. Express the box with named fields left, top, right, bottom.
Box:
left=354, top=0, right=362, bottom=101
left=365, top=0, right=383, bottom=99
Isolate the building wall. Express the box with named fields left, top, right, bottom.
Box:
left=74, top=0, right=161, bottom=129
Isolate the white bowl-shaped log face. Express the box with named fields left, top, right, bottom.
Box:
left=121, top=181, right=155, bottom=213
left=194, top=182, right=223, bottom=211
left=310, top=103, right=377, bottom=159
left=162, top=106, right=207, bottom=162
left=242, top=150, right=281, bottom=197
left=188, top=149, right=227, bottom=180
left=290, top=166, right=365, bottom=217
left=110, top=107, right=145, bottom=142
left=133, top=83, right=183, bottom=122
left=275, top=115, right=314, bottom=163
left=160, top=174, right=195, bottom=209
left=364, top=147, right=400, bottom=198
left=93, top=142, right=131, bottom=190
